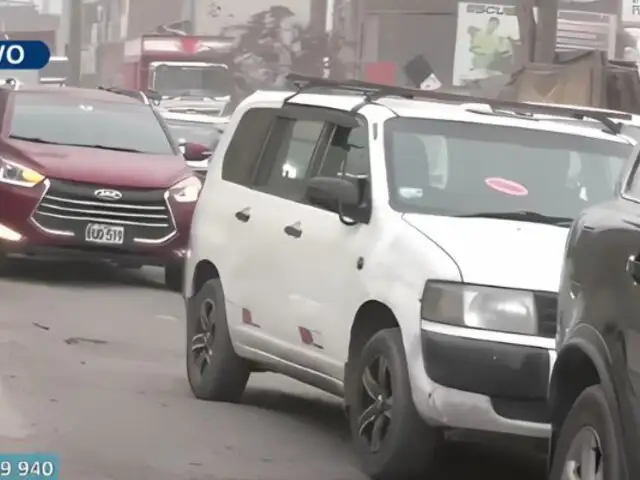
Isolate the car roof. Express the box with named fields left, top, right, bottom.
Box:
left=7, top=84, right=143, bottom=104
left=159, top=110, right=229, bottom=124
left=244, top=90, right=632, bottom=144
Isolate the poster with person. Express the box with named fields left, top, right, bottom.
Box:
left=452, top=3, right=521, bottom=86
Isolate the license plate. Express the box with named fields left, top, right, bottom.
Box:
left=85, top=223, right=124, bottom=244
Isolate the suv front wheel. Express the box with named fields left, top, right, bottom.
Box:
left=549, top=385, right=621, bottom=480
left=186, top=278, right=251, bottom=402
left=347, top=328, right=442, bottom=479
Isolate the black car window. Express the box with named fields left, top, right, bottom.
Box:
left=165, top=118, right=223, bottom=147
left=222, top=108, right=277, bottom=186
left=9, top=92, right=175, bottom=155
left=253, top=118, right=325, bottom=202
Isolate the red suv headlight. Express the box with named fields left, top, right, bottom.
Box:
left=168, top=175, right=202, bottom=203
left=0, top=158, right=44, bottom=188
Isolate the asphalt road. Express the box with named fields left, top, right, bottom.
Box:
left=0, top=259, right=546, bottom=480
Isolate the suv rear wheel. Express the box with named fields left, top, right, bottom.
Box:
left=549, top=385, right=621, bottom=480
left=186, top=278, right=251, bottom=402
left=347, top=328, right=442, bottom=479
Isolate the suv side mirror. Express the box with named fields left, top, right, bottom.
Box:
left=306, top=176, right=370, bottom=223
left=182, top=142, right=211, bottom=162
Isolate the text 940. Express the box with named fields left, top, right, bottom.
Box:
left=0, top=454, right=58, bottom=479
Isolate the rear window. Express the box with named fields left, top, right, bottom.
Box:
left=9, top=92, right=175, bottom=155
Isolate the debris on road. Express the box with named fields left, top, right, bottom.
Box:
left=64, top=337, right=107, bottom=345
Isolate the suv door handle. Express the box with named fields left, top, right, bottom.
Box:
left=284, top=222, right=302, bottom=238
left=234, top=208, right=250, bottom=223
left=627, top=255, right=640, bottom=282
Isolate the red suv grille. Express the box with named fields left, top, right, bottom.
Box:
left=31, top=179, right=176, bottom=243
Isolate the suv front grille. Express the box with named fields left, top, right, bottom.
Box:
left=31, top=179, right=175, bottom=242
left=534, top=292, right=558, bottom=338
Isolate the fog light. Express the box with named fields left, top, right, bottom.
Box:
left=0, top=223, right=21, bottom=241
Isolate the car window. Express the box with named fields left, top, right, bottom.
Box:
left=253, top=118, right=325, bottom=201
left=385, top=117, right=633, bottom=220
left=318, top=123, right=369, bottom=179
left=9, top=92, right=174, bottom=155
left=221, top=108, right=277, bottom=186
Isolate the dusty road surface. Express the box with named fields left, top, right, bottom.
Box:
left=0, top=259, right=546, bottom=480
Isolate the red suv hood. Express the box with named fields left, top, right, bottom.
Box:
left=8, top=140, right=190, bottom=189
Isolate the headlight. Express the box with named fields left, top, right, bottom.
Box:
left=421, top=281, right=538, bottom=335
left=168, top=175, right=202, bottom=203
left=0, top=158, right=44, bottom=187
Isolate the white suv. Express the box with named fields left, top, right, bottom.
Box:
left=182, top=76, right=635, bottom=479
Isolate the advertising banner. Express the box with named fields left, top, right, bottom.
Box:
left=453, top=2, right=617, bottom=86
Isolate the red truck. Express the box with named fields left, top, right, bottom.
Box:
left=121, top=34, right=237, bottom=113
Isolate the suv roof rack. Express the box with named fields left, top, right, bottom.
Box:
left=97, top=86, right=161, bottom=105
left=285, top=73, right=631, bottom=134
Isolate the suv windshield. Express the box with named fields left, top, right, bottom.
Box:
left=165, top=118, right=224, bottom=148
left=384, top=117, right=632, bottom=222
left=9, top=92, right=175, bottom=155
left=152, top=64, right=232, bottom=98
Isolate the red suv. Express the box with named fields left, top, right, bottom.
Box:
left=0, top=84, right=201, bottom=290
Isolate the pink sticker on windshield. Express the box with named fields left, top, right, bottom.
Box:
left=484, top=177, right=528, bottom=196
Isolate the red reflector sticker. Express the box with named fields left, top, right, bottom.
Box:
left=484, top=177, right=528, bottom=196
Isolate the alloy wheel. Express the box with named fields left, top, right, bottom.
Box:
left=561, top=426, right=604, bottom=480
left=357, top=355, right=393, bottom=453
left=190, top=298, right=216, bottom=375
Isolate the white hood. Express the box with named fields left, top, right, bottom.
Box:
left=403, top=214, right=569, bottom=292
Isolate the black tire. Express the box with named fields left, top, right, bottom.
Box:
left=164, top=263, right=183, bottom=292
left=186, top=278, right=250, bottom=402
left=347, top=328, right=442, bottom=480
left=549, top=385, right=623, bottom=480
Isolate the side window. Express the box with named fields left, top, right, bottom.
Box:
left=253, top=118, right=325, bottom=201
left=318, top=123, right=370, bottom=179
left=222, top=108, right=277, bottom=186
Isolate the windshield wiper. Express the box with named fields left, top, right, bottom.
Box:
left=458, top=210, right=573, bottom=226
left=62, top=143, right=144, bottom=153
left=9, top=135, right=63, bottom=145
left=9, top=136, right=144, bottom=153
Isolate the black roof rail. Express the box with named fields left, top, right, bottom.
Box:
left=284, top=73, right=631, bottom=134
left=97, top=86, right=152, bottom=105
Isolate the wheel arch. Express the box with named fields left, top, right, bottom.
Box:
left=548, top=337, right=613, bottom=466
left=190, top=259, right=221, bottom=297
left=344, top=300, right=399, bottom=410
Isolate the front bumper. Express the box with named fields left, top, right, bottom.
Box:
left=0, top=179, right=194, bottom=266
left=411, top=320, right=555, bottom=438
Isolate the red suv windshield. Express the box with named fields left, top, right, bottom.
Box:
left=8, top=92, right=175, bottom=155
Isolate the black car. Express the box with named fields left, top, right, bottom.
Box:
left=548, top=147, right=640, bottom=480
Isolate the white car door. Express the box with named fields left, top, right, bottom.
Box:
left=232, top=114, right=330, bottom=355
left=270, top=122, right=374, bottom=380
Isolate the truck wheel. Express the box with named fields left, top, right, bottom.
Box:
left=347, top=328, right=442, bottom=479
left=549, top=385, right=621, bottom=480
left=186, top=278, right=250, bottom=402
left=164, top=263, right=183, bottom=292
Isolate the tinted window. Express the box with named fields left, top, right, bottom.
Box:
left=254, top=118, right=325, bottom=201
left=9, top=93, right=174, bottom=155
left=385, top=118, right=632, bottom=219
left=222, top=108, right=277, bottom=186
left=152, top=64, right=232, bottom=98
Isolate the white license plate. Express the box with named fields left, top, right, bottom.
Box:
left=84, top=223, right=124, bottom=244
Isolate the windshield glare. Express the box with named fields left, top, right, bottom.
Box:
left=165, top=119, right=223, bottom=147
left=9, top=93, right=175, bottom=155
left=152, top=64, right=232, bottom=98
left=385, top=118, right=632, bottom=220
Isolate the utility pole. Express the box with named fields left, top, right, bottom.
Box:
left=189, top=0, right=197, bottom=34
left=533, top=0, right=559, bottom=63
left=516, top=0, right=559, bottom=64
left=67, top=0, right=83, bottom=86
